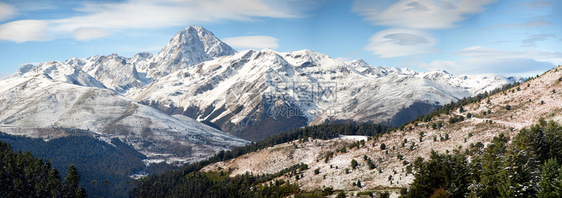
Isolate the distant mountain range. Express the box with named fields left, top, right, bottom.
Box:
left=0, top=25, right=523, bottom=154
left=162, top=64, right=562, bottom=198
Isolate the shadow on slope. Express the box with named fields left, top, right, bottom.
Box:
left=0, top=130, right=146, bottom=198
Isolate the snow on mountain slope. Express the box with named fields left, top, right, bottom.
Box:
left=12, top=61, right=106, bottom=89
left=128, top=48, right=518, bottom=141
left=71, top=53, right=152, bottom=93
left=6, top=25, right=519, bottom=143
left=419, top=71, right=516, bottom=95
left=129, top=52, right=155, bottom=74
left=0, top=75, right=248, bottom=163
left=15, top=53, right=153, bottom=94
left=19, top=26, right=234, bottom=95
left=149, top=26, right=236, bottom=78
left=200, top=65, right=562, bottom=196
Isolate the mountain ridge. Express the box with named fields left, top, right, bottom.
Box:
left=150, top=25, right=237, bottom=78
left=3, top=25, right=523, bottom=144
left=130, top=65, right=561, bottom=197
left=1, top=25, right=548, bottom=198
left=194, top=65, right=562, bottom=197
left=125, top=47, right=522, bottom=140
left=0, top=73, right=248, bottom=164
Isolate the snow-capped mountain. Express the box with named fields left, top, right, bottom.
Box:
left=0, top=26, right=246, bottom=163
left=67, top=54, right=149, bottom=93
left=12, top=61, right=106, bottom=89
left=0, top=74, right=248, bottom=163
left=127, top=48, right=520, bottom=140
left=149, top=25, right=236, bottom=78
left=3, top=25, right=521, bottom=143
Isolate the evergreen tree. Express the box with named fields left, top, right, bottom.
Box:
left=65, top=165, right=80, bottom=191
left=47, top=168, right=61, bottom=197
left=336, top=191, right=346, bottom=198
left=406, top=151, right=470, bottom=198
left=478, top=135, right=508, bottom=197
left=76, top=187, right=87, bottom=198
left=430, top=188, right=450, bottom=198
left=0, top=141, right=85, bottom=198
left=497, top=146, right=539, bottom=197
left=539, top=158, right=562, bottom=198
left=351, top=159, right=358, bottom=169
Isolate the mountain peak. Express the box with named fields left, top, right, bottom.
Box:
left=149, top=26, right=236, bottom=78
left=180, top=25, right=208, bottom=34
left=168, top=25, right=235, bottom=57
left=347, top=59, right=370, bottom=66
left=175, top=26, right=213, bottom=43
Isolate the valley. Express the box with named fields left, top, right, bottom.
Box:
left=0, top=25, right=556, bottom=198
left=2, top=0, right=560, bottom=197
left=133, top=65, right=562, bottom=197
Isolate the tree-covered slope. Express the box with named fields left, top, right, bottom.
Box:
left=130, top=122, right=392, bottom=197
left=0, top=130, right=146, bottom=198
left=0, top=140, right=86, bottom=198
left=131, top=65, right=562, bottom=197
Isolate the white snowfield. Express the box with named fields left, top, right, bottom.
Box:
left=128, top=47, right=521, bottom=130
left=0, top=25, right=521, bottom=163
left=0, top=74, right=248, bottom=163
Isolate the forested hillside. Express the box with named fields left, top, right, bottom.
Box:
left=131, top=123, right=392, bottom=197
left=407, top=119, right=562, bottom=197
left=131, top=66, right=562, bottom=197
left=0, top=131, right=146, bottom=198
left=0, top=141, right=86, bottom=197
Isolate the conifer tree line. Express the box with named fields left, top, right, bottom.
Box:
left=130, top=75, right=559, bottom=198
left=405, top=119, right=562, bottom=198
left=131, top=123, right=391, bottom=197
left=408, top=80, right=523, bottom=126
left=212, top=122, right=392, bottom=162
left=0, top=131, right=146, bottom=197
left=130, top=73, right=545, bottom=197
left=130, top=163, right=310, bottom=198
left=0, top=141, right=86, bottom=198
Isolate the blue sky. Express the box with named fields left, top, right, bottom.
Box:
left=0, top=0, right=561, bottom=78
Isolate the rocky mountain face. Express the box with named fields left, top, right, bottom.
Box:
left=150, top=25, right=236, bottom=78
left=200, top=65, right=562, bottom=196
left=0, top=74, right=248, bottom=164
left=126, top=47, right=520, bottom=141
left=2, top=25, right=521, bottom=146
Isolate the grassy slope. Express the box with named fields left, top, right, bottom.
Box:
left=201, top=65, right=562, bottom=195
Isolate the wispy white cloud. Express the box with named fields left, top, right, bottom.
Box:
left=420, top=58, right=554, bottom=77
left=0, top=0, right=300, bottom=42
left=488, top=20, right=553, bottom=29
left=519, top=0, right=553, bottom=9
left=51, top=0, right=297, bottom=33
left=355, top=0, right=495, bottom=58
left=0, top=2, right=17, bottom=22
left=417, top=46, right=562, bottom=76
left=365, top=28, right=437, bottom=58
left=9, top=0, right=62, bottom=12
left=353, top=0, right=497, bottom=29
left=0, top=20, right=50, bottom=43
left=521, top=34, right=556, bottom=47
left=456, top=46, right=562, bottom=59
left=223, top=36, right=279, bottom=49
left=72, top=27, right=110, bottom=41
